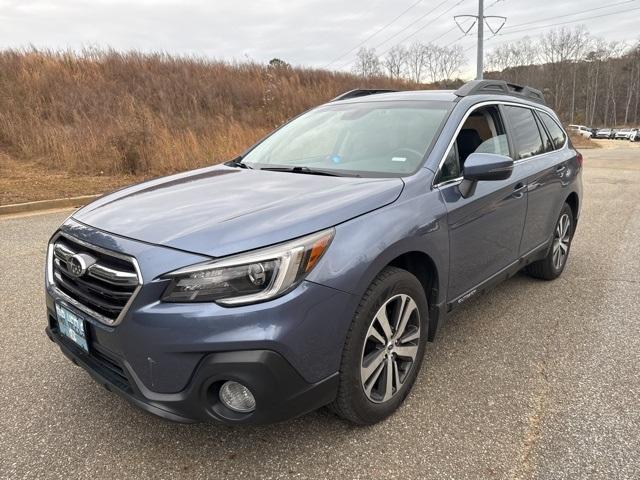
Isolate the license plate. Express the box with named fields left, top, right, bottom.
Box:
left=55, top=304, right=89, bottom=353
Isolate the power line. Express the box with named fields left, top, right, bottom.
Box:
left=465, top=4, right=640, bottom=58
left=335, top=0, right=501, bottom=73
left=496, top=5, right=640, bottom=36
left=413, top=0, right=503, bottom=48
left=371, top=0, right=455, bottom=50
left=426, top=26, right=461, bottom=45
left=500, top=0, right=636, bottom=31
left=385, top=4, right=478, bottom=52
left=446, top=0, right=503, bottom=48
left=338, top=0, right=466, bottom=70
left=375, top=0, right=467, bottom=56
left=322, top=0, right=425, bottom=68
left=428, top=0, right=501, bottom=50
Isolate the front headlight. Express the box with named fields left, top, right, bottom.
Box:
left=161, top=228, right=335, bottom=305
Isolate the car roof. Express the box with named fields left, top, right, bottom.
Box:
left=325, top=87, right=564, bottom=122
left=329, top=90, right=458, bottom=104
left=328, top=88, right=553, bottom=111
left=330, top=80, right=550, bottom=108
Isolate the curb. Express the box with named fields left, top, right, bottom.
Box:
left=0, top=195, right=100, bottom=217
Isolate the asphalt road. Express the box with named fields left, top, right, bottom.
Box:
left=1, top=144, right=639, bottom=480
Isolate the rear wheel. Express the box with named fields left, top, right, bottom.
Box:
left=329, top=266, right=428, bottom=425
left=526, top=203, right=574, bottom=280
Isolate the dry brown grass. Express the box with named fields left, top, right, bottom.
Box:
left=0, top=49, right=420, bottom=182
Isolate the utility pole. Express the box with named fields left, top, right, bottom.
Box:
left=455, top=1, right=506, bottom=80
left=476, top=0, right=484, bottom=80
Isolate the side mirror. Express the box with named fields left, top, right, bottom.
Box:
left=458, top=153, right=514, bottom=198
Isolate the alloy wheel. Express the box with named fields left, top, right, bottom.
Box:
left=552, top=213, right=571, bottom=270
left=360, top=294, right=420, bottom=403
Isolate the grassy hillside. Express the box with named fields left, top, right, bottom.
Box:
left=0, top=49, right=419, bottom=182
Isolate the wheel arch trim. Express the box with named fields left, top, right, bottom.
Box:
left=353, top=242, right=445, bottom=342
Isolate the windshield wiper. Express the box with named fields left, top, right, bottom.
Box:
left=225, top=156, right=252, bottom=169
left=259, top=166, right=358, bottom=177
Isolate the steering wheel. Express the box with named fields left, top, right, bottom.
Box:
left=389, top=147, right=424, bottom=163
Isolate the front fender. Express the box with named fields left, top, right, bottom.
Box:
left=307, top=168, right=449, bottom=308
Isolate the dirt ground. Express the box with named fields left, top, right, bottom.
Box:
left=0, top=159, right=147, bottom=206
left=591, top=138, right=640, bottom=149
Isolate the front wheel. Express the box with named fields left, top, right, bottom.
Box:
left=329, top=267, right=429, bottom=425
left=526, top=203, right=574, bottom=280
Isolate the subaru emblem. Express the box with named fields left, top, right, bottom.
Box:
left=67, top=254, right=96, bottom=278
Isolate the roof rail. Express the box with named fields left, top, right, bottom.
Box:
left=455, top=80, right=545, bottom=105
left=331, top=89, right=398, bottom=102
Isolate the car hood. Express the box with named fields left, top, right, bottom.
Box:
left=73, top=165, right=404, bottom=257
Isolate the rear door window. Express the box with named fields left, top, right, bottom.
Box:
left=503, top=106, right=545, bottom=159
left=538, top=111, right=567, bottom=149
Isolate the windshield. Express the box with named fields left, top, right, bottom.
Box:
left=241, top=100, right=452, bottom=176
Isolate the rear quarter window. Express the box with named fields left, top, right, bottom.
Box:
left=534, top=114, right=554, bottom=154
left=538, top=111, right=567, bottom=149
left=503, top=105, right=545, bottom=159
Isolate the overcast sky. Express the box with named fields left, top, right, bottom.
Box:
left=1, top=0, right=639, bottom=78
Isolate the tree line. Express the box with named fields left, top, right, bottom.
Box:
left=351, top=26, right=640, bottom=127
left=486, top=27, right=640, bottom=127
left=353, top=44, right=466, bottom=83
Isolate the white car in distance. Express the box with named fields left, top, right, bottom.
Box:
left=615, top=128, right=633, bottom=140
left=568, top=124, right=593, bottom=138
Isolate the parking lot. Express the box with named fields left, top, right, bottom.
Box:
left=1, top=143, right=638, bottom=480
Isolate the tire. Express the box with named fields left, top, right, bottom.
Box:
left=329, top=266, right=429, bottom=425
left=526, top=203, right=575, bottom=280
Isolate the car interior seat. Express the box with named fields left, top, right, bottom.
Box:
left=456, top=128, right=483, bottom=165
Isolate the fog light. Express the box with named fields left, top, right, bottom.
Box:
left=219, top=381, right=256, bottom=413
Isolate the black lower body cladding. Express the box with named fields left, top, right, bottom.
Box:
left=46, top=326, right=339, bottom=425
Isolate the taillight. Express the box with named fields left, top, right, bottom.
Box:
left=576, top=151, right=583, bottom=168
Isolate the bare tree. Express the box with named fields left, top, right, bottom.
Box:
left=383, top=45, right=408, bottom=79
left=487, top=43, right=514, bottom=72
left=585, top=39, right=610, bottom=125
left=406, top=42, right=427, bottom=83
left=569, top=28, right=591, bottom=123
left=423, top=44, right=442, bottom=83
left=583, top=48, right=598, bottom=125
left=353, top=47, right=381, bottom=78
left=600, top=42, right=626, bottom=125
left=632, top=43, right=640, bottom=124
left=623, top=43, right=640, bottom=124
left=439, top=45, right=465, bottom=81
left=512, top=37, right=539, bottom=67
left=485, top=28, right=640, bottom=126
left=539, top=26, right=588, bottom=111
left=487, top=38, right=538, bottom=82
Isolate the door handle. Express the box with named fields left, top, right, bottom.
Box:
left=556, top=164, right=566, bottom=174
left=512, top=182, right=525, bottom=199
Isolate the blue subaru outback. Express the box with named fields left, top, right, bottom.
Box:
left=45, top=80, right=582, bottom=425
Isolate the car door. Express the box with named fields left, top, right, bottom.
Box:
left=436, top=103, right=528, bottom=303
left=516, top=109, right=574, bottom=254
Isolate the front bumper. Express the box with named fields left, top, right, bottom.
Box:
left=46, top=324, right=339, bottom=424
left=44, top=220, right=356, bottom=423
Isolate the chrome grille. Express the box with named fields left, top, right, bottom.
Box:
left=48, top=233, right=142, bottom=326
